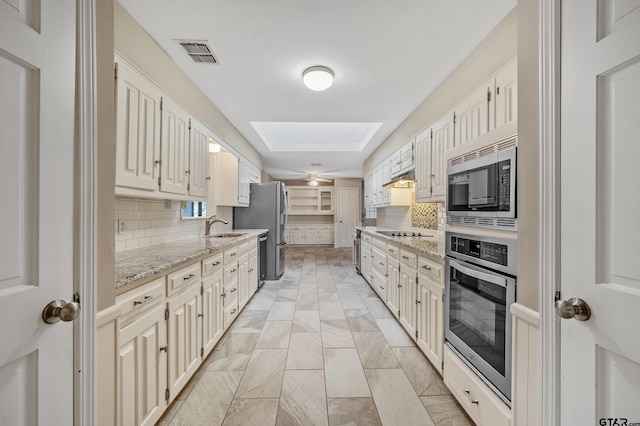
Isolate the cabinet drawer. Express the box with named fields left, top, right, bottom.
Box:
left=399, top=249, right=417, bottom=269
left=362, top=232, right=372, bottom=243
left=237, top=240, right=250, bottom=254
left=224, top=246, right=238, bottom=264
left=372, top=236, right=387, bottom=251
left=166, top=262, right=201, bottom=296
left=418, top=256, right=443, bottom=282
left=249, top=237, right=257, bottom=249
left=224, top=300, right=240, bottom=326
left=371, top=246, right=388, bottom=274
left=443, top=346, right=511, bottom=426
left=202, top=252, right=223, bottom=277
left=224, top=262, right=238, bottom=283
left=387, top=243, right=400, bottom=259
left=116, top=277, right=164, bottom=319
left=224, top=278, right=238, bottom=308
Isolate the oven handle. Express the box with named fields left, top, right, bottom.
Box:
left=448, top=258, right=508, bottom=288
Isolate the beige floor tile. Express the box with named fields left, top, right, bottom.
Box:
left=275, top=288, right=299, bottom=302
left=352, top=332, right=400, bottom=369
left=375, top=318, right=415, bottom=347
left=168, top=371, right=242, bottom=426
left=318, top=287, right=341, bottom=302
left=266, top=302, right=296, bottom=321
left=235, top=349, right=288, bottom=399
left=345, top=310, right=379, bottom=332
left=230, top=310, right=269, bottom=334
left=363, top=298, right=395, bottom=319
left=222, top=398, right=279, bottom=426
left=286, top=333, right=324, bottom=369
left=245, top=293, right=276, bottom=311
left=156, top=399, right=183, bottom=426
left=327, top=398, right=382, bottom=426
left=321, top=320, right=355, bottom=348
left=277, top=370, right=328, bottom=426
left=324, top=348, right=371, bottom=398
left=364, top=369, right=434, bottom=426
left=292, top=309, right=321, bottom=333
left=420, top=395, right=474, bottom=426
left=255, top=320, right=292, bottom=349
left=320, top=301, right=347, bottom=320
left=205, top=333, right=260, bottom=371
left=392, top=347, right=450, bottom=396
left=296, top=291, right=320, bottom=310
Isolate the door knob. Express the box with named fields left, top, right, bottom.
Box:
left=554, top=297, right=591, bottom=321
left=42, top=299, right=81, bottom=324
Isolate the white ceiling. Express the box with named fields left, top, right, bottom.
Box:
left=118, top=0, right=516, bottom=180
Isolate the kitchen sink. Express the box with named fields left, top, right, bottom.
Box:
left=208, top=232, right=247, bottom=238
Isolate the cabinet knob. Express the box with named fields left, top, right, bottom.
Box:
left=206, top=176, right=211, bottom=180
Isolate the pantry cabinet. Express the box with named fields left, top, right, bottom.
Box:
left=115, top=60, right=162, bottom=193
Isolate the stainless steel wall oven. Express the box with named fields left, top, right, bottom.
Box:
left=445, top=232, right=517, bottom=404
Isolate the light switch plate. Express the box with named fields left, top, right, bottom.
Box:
left=118, top=219, right=126, bottom=234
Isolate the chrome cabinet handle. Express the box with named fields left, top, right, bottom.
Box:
left=555, top=297, right=591, bottom=321
left=231, top=268, right=237, bottom=273
left=211, top=261, right=221, bottom=266
left=133, top=295, right=153, bottom=306
left=184, top=273, right=196, bottom=281
left=464, top=389, right=479, bottom=404
left=402, top=255, right=409, bottom=260
left=421, top=265, right=431, bottom=271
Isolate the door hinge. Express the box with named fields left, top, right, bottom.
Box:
left=165, top=309, right=169, bottom=320
left=201, top=286, right=204, bottom=295
left=453, top=112, right=456, bottom=124
left=201, top=347, right=204, bottom=357
left=496, top=86, right=500, bottom=96
left=430, top=129, right=433, bottom=139
left=415, top=330, right=418, bottom=339
left=398, top=309, right=401, bottom=317
left=114, top=63, right=118, bottom=80
left=160, top=98, right=163, bottom=111
left=188, top=119, right=191, bottom=130
left=487, top=87, right=492, bottom=102
left=187, top=183, right=191, bottom=191
left=158, top=176, right=161, bottom=187
left=165, top=389, right=170, bottom=401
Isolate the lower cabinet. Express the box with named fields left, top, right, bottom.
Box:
left=166, top=283, right=202, bottom=403
left=117, top=280, right=167, bottom=426
left=286, top=224, right=334, bottom=245
left=399, top=263, right=417, bottom=338
left=386, top=256, right=400, bottom=318
left=249, top=245, right=258, bottom=295
left=237, top=248, right=250, bottom=310
left=416, top=274, right=444, bottom=374
left=202, top=266, right=224, bottom=357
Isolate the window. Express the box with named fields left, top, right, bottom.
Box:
left=181, top=201, right=207, bottom=219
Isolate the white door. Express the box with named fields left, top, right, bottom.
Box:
left=0, top=0, right=77, bottom=424
left=337, top=188, right=359, bottom=248
left=560, top=1, right=640, bottom=423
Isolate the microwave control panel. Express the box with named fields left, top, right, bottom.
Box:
left=497, top=159, right=511, bottom=211
left=450, top=236, right=508, bottom=266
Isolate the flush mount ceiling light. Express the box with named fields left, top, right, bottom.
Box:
left=303, top=66, right=334, bottom=91
left=209, top=138, right=221, bottom=153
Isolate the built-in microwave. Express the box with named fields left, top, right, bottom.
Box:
left=447, top=147, right=516, bottom=230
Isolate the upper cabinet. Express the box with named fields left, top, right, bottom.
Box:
left=212, top=152, right=258, bottom=207
left=115, top=57, right=209, bottom=201
left=490, top=60, right=518, bottom=131
left=389, top=139, right=415, bottom=178
left=454, top=84, right=489, bottom=148
left=115, top=60, right=162, bottom=192
left=286, top=186, right=334, bottom=215
left=415, top=111, right=450, bottom=203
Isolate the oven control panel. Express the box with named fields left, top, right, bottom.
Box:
left=450, top=236, right=508, bottom=266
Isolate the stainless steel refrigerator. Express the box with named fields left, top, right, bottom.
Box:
left=233, top=182, right=287, bottom=280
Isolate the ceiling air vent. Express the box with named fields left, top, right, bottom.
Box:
left=177, top=40, right=220, bottom=64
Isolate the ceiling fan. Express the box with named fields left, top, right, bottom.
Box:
left=306, top=173, right=332, bottom=186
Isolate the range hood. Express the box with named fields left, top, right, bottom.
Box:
left=382, top=169, right=415, bottom=188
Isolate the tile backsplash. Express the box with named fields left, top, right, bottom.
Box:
left=411, top=200, right=445, bottom=231
left=114, top=197, right=232, bottom=252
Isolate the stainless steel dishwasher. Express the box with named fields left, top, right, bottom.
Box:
left=354, top=229, right=361, bottom=275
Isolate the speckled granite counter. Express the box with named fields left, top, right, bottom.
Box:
left=115, top=229, right=268, bottom=292
left=358, top=226, right=445, bottom=262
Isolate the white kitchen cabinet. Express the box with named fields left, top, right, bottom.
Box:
left=249, top=243, right=258, bottom=294
left=115, top=59, right=162, bottom=194
left=237, top=250, right=250, bottom=311
left=365, top=164, right=411, bottom=208
left=491, top=60, right=518, bottom=131
left=238, top=159, right=251, bottom=205
left=386, top=255, right=400, bottom=318
left=287, top=186, right=334, bottom=215
left=416, top=268, right=444, bottom=375
left=248, top=162, right=261, bottom=183
left=202, top=253, right=224, bottom=357
left=288, top=226, right=306, bottom=244
left=117, top=279, right=167, bottom=426
left=360, top=239, right=372, bottom=284
left=399, top=263, right=417, bottom=339
left=159, top=96, right=190, bottom=197
left=166, top=282, right=201, bottom=404
left=389, top=150, right=402, bottom=176
left=399, top=139, right=415, bottom=173
left=454, top=84, right=489, bottom=147
left=188, top=119, right=211, bottom=198
left=214, top=151, right=242, bottom=207
left=223, top=246, right=240, bottom=328
left=415, top=112, right=451, bottom=203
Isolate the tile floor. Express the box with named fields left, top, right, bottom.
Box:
left=158, top=247, right=473, bottom=426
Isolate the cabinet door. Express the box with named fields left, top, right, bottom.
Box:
left=430, top=112, right=452, bottom=199
left=202, top=268, right=224, bottom=357
left=492, top=61, right=518, bottom=131
left=238, top=160, right=251, bottom=205
left=386, top=257, right=400, bottom=318
left=214, top=151, right=240, bottom=206
left=167, top=284, right=202, bottom=403
left=414, top=128, right=431, bottom=201
left=454, top=84, right=489, bottom=147
left=160, top=97, right=190, bottom=196
left=389, top=150, right=402, bottom=176
left=188, top=119, right=210, bottom=198
left=399, top=139, right=414, bottom=172
left=361, top=242, right=372, bottom=283
left=399, top=265, right=417, bottom=339
left=319, top=188, right=334, bottom=213
left=381, top=163, right=391, bottom=205
left=118, top=303, right=167, bottom=426
left=371, top=266, right=387, bottom=301
left=416, top=275, right=444, bottom=374
left=115, top=61, right=162, bottom=192
left=290, top=230, right=306, bottom=244
left=237, top=252, right=250, bottom=310
left=249, top=247, right=258, bottom=295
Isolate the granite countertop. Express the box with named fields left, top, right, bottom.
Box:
left=358, top=226, right=445, bottom=262
left=115, top=229, right=268, bottom=291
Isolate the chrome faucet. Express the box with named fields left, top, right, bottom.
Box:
left=205, top=215, right=228, bottom=236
